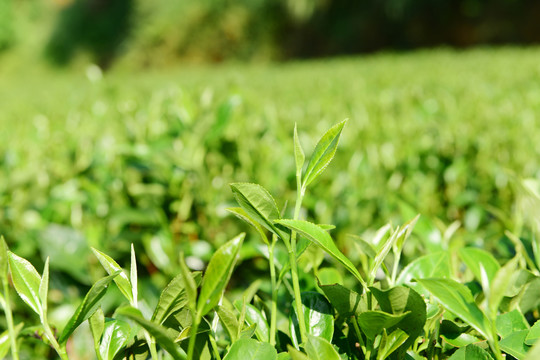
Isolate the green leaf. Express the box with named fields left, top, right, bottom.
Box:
left=89, top=308, right=105, bottom=356
left=91, top=247, right=133, bottom=305
left=370, top=285, right=426, bottom=345
left=0, top=236, right=8, bottom=283
left=496, top=309, right=529, bottom=339
left=304, top=334, right=341, bottom=360
left=417, top=279, right=491, bottom=341
left=130, top=244, right=138, bottom=307
left=500, top=330, right=530, bottom=359
left=357, top=310, right=409, bottom=340
left=287, top=345, right=309, bottom=360
left=317, top=267, right=343, bottom=286
left=302, top=120, right=347, bottom=189
left=294, top=123, right=305, bottom=178
left=7, top=251, right=42, bottom=315
left=290, top=292, right=334, bottom=348
left=526, top=320, right=540, bottom=346
left=275, top=219, right=366, bottom=287
left=197, top=233, right=244, bottom=316
left=59, top=272, right=119, bottom=344
left=319, top=283, right=364, bottom=317
left=230, top=183, right=288, bottom=241
left=227, top=207, right=270, bottom=245
left=525, top=337, right=540, bottom=360
left=223, top=338, right=277, bottom=360
left=152, top=272, right=202, bottom=325
left=458, top=248, right=500, bottom=285
left=239, top=303, right=269, bottom=343
left=116, top=306, right=186, bottom=360
left=376, top=329, right=409, bottom=360
left=179, top=253, right=198, bottom=311
left=39, top=257, right=50, bottom=316
left=440, top=319, right=481, bottom=347
left=99, top=319, right=131, bottom=360
left=447, top=344, right=495, bottom=360
left=396, top=251, right=451, bottom=294
left=217, top=305, right=239, bottom=343
left=488, top=256, right=519, bottom=318
left=0, top=329, right=10, bottom=359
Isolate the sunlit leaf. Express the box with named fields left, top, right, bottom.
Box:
left=223, top=338, right=277, bottom=360
left=8, top=251, right=42, bottom=315
left=91, top=248, right=133, bottom=305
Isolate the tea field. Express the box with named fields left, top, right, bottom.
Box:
left=2, top=47, right=540, bottom=359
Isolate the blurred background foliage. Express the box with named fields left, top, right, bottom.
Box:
left=1, top=0, right=540, bottom=67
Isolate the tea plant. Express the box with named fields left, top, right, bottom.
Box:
left=2, top=122, right=540, bottom=359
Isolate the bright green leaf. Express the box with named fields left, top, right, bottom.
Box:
left=0, top=236, right=8, bottom=283
left=89, top=308, right=105, bottom=356
left=304, top=334, right=341, bottom=360
left=500, top=330, right=530, bottom=359
left=290, top=292, right=334, bottom=348
left=8, top=251, right=42, bottom=315
left=526, top=320, right=540, bottom=346
left=39, top=257, right=49, bottom=317
left=447, top=344, right=494, bottom=360
left=294, top=123, right=305, bottom=178
left=377, top=329, right=409, bottom=360
left=488, top=256, right=519, bottom=319
left=230, top=183, right=288, bottom=241
left=91, top=248, right=133, bottom=305
left=59, top=272, right=119, bottom=344
left=302, top=120, right=347, bottom=189
left=275, top=219, right=366, bottom=288
left=197, top=233, right=244, bottom=316
left=99, top=319, right=131, bottom=360
left=217, top=305, right=239, bottom=343
left=496, top=309, right=529, bottom=339
left=179, top=253, right=198, bottom=311
left=130, top=244, right=138, bottom=307
left=459, top=248, right=500, bottom=285
left=417, top=278, right=491, bottom=341
left=223, top=337, right=277, bottom=360
left=396, top=251, right=451, bottom=294
left=227, top=207, right=269, bottom=245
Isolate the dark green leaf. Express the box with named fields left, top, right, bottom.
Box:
left=59, top=272, right=119, bottom=344
left=357, top=310, right=409, bottom=340
left=319, top=283, right=364, bottom=317
left=290, top=292, right=334, bottom=348
left=223, top=338, right=277, bottom=360
left=116, top=306, right=186, bottom=360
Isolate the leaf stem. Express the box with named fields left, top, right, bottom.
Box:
left=289, top=182, right=307, bottom=346
left=2, top=281, right=19, bottom=360
left=41, top=314, right=69, bottom=360
left=187, top=311, right=201, bottom=360
left=268, top=238, right=278, bottom=346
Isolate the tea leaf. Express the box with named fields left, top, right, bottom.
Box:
left=525, top=320, right=540, bottom=346
left=179, top=253, right=198, bottom=311
left=230, top=183, right=288, bottom=241
left=290, top=292, right=334, bottom=348
left=357, top=310, right=409, bottom=340
left=417, top=278, right=491, bottom=340
left=227, top=207, right=269, bottom=245
left=223, top=338, right=277, bottom=360
left=488, top=256, right=519, bottom=318
left=130, top=244, right=138, bottom=307
left=376, top=329, right=409, bottom=360
left=459, top=248, right=500, bottom=285
left=197, top=233, right=244, bottom=316
left=91, top=248, right=133, bottom=305
left=302, top=120, right=347, bottom=189
left=59, top=272, right=119, bottom=344
left=275, top=219, right=366, bottom=287
left=89, top=308, right=105, bottom=353
left=116, top=306, right=186, bottom=360
left=39, top=257, right=50, bottom=316
left=447, top=344, right=495, bottom=360
left=396, top=251, right=451, bottom=294
left=243, top=303, right=269, bottom=343
left=99, top=319, right=130, bottom=360
left=499, top=330, right=530, bottom=359
left=304, top=334, right=341, bottom=360
left=496, top=309, right=529, bottom=338
left=319, top=283, right=364, bottom=317
left=0, top=236, right=8, bottom=283
left=152, top=271, right=202, bottom=325
left=217, top=305, right=239, bottom=343
left=8, top=251, right=42, bottom=315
